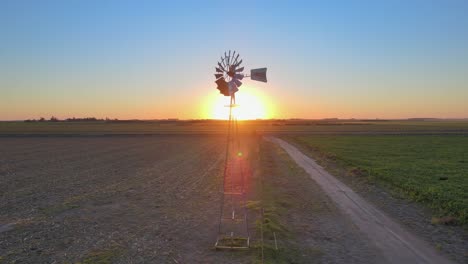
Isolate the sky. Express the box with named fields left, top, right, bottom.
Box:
left=1, top=0, right=468, bottom=120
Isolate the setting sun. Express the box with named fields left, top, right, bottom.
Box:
left=202, top=86, right=273, bottom=120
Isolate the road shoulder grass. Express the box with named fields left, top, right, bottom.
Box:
left=250, top=139, right=382, bottom=263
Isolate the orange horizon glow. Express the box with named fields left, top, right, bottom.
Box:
left=2, top=82, right=468, bottom=121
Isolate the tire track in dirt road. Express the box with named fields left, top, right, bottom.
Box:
left=267, top=137, right=455, bottom=264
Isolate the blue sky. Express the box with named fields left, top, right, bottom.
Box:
left=1, top=0, right=467, bottom=119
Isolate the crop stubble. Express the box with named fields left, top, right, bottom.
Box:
left=0, top=136, right=255, bottom=263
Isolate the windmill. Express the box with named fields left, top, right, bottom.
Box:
left=214, top=51, right=267, bottom=249
left=215, top=50, right=267, bottom=105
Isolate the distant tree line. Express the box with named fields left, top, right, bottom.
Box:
left=24, top=117, right=119, bottom=122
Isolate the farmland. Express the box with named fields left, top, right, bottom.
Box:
left=0, top=136, right=258, bottom=263
left=1, top=119, right=468, bottom=135
left=0, top=134, right=398, bottom=263
left=1, top=120, right=468, bottom=263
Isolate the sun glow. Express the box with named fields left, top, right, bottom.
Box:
left=202, top=87, right=273, bottom=120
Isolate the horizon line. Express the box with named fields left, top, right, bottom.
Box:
left=2, top=117, right=468, bottom=122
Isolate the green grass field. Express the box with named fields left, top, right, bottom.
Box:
left=288, top=135, right=468, bottom=225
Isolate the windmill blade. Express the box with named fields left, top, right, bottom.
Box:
left=235, top=59, right=243, bottom=67
left=235, top=67, right=244, bottom=72
left=214, top=73, right=223, bottom=79
left=234, top=74, right=244, bottom=80
left=216, top=78, right=230, bottom=96
left=228, top=81, right=239, bottom=95
left=216, top=67, right=223, bottom=73
left=232, top=54, right=240, bottom=65
left=228, top=80, right=237, bottom=88
left=217, top=62, right=225, bottom=72
left=217, top=87, right=229, bottom=96
left=221, top=57, right=227, bottom=67
left=216, top=78, right=227, bottom=86
left=229, top=64, right=236, bottom=72
left=234, top=79, right=242, bottom=87
left=231, top=51, right=236, bottom=65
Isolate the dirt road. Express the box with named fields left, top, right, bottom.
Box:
left=267, top=137, right=455, bottom=264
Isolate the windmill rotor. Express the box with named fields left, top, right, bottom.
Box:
left=214, top=50, right=267, bottom=97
